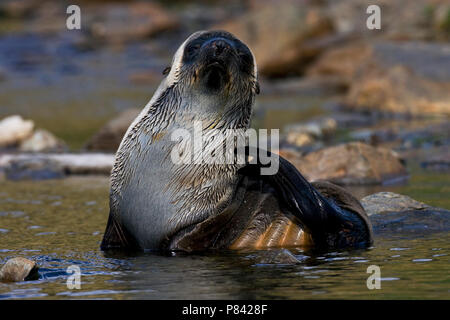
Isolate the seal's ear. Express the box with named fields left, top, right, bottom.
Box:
left=255, top=81, right=260, bottom=95
left=162, top=66, right=171, bottom=75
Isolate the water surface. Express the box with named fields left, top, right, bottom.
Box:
left=0, top=172, right=448, bottom=299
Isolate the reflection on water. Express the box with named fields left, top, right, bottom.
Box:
left=0, top=175, right=448, bottom=299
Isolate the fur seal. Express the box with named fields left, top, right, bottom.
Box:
left=101, top=30, right=373, bottom=252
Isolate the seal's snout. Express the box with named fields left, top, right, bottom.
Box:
left=198, top=37, right=235, bottom=92
left=202, top=38, right=234, bottom=59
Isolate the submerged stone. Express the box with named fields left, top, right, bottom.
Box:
left=0, top=257, right=39, bottom=282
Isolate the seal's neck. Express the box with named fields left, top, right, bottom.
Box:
left=154, top=85, right=254, bottom=229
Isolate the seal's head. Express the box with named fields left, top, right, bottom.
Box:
left=163, top=30, right=259, bottom=109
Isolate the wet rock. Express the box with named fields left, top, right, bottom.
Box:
left=421, top=147, right=450, bottom=171
left=361, top=192, right=431, bottom=216
left=216, top=3, right=333, bottom=77
left=4, top=157, right=65, bottom=181
left=19, top=129, right=67, bottom=153
left=362, top=192, right=450, bottom=234
left=346, top=41, right=450, bottom=115
left=0, top=115, right=34, bottom=148
left=0, top=257, right=39, bottom=282
left=0, top=153, right=114, bottom=177
left=285, top=142, right=408, bottom=185
left=284, top=117, right=337, bottom=147
left=89, top=2, right=178, bottom=43
left=84, top=108, right=140, bottom=152
left=250, top=249, right=301, bottom=265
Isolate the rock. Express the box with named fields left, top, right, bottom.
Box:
left=215, top=2, right=333, bottom=77
left=89, top=2, right=178, bottom=43
left=348, top=128, right=398, bottom=147
left=325, top=112, right=375, bottom=129
left=0, top=257, right=39, bottom=282
left=286, top=132, right=316, bottom=148
left=346, top=41, right=450, bottom=115
left=84, top=108, right=140, bottom=152
left=285, top=142, right=408, bottom=185
left=0, top=115, right=34, bottom=148
left=421, top=146, right=450, bottom=171
left=0, top=153, right=114, bottom=177
left=361, top=192, right=431, bottom=216
left=306, top=42, right=370, bottom=85
left=25, top=1, right=66, bottom=35
left=4, top=157, right=65, bottom=181
left=260, top=76, right=347, bottom=96
left=284, top=117, right=337, bottom=147
left=286, top=117, right=337, bottom=139
left=19, top=129, right=67, bottom=153
left=327, top=0, right=448, bottom=41
left=0, top=0, right=40, bottom=18
left=362, top=192, right=450, bottom=234
left=250, top=249, right=301, bottom=265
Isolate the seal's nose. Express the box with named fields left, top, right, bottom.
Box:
left=211, top=40, right=227, bottom=55
left=202, top=38, right=234, bottom=58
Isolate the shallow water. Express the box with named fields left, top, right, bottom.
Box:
left=0, top=22, right=449, bottom=300
left=0, top=171, right=448, bottom=300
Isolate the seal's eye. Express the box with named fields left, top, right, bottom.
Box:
left=162, top=66, right=171, bottom=75
left=184, top=43, right=201, bottom=62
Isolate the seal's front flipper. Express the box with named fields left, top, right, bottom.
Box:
left=239, top=149, right=373, bottom=249
left=100, top=212, right=139, bottom=251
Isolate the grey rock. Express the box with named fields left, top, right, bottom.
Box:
left=0, top=153, right=114, bottom=177
left=421, top=146, right=450, bottom=171
left=4, top=157, right=65, bottom=181
left=361, top=192, right=431, bottom=216
left=362, top=192, right=450, bottom=234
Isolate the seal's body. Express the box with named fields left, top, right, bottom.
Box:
left=101, top=31, right=373, bottom=252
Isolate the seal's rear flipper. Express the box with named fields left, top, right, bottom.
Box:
left=239, top=149, right=373, bottom=249
left=100, top=212, right=139, bottom=251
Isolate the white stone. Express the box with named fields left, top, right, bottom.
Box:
left=0, top=115, right=34, bottom=147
